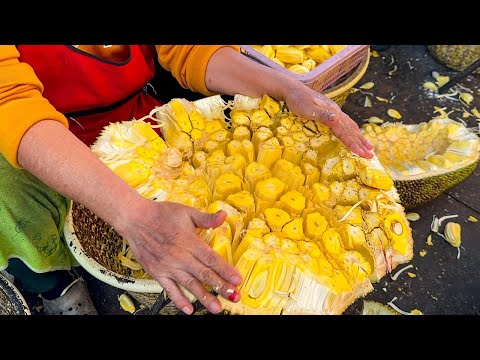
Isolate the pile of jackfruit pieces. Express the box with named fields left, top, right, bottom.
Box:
left=250, top=45, right=348, bottom=74
left=91, top=94, right=413, bottom=315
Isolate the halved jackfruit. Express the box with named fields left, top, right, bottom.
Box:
left=90, top=94, right=415, bottom=316
left=362, top=118, right=480, bottom=209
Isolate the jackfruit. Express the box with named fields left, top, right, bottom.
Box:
left=88, top=93, right=415, bottom=316
left=362, top=118, right=480, bottom=209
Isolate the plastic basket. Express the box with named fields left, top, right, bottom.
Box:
left=240, top=45, right=370, bottom=92
left=323, top=49, right=370, bottom=108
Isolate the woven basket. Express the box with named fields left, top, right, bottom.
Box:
left=240, top=46, right=370, bottom=109
left=428, top=45, right=480, bottom=73
left=323, top=49, right=370, bottom=108
left=0, top=273, right=30, bottom=315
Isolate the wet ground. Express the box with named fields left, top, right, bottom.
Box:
left=20, top=45, right=480, bottom=315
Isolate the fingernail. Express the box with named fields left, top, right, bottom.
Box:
left=182, top=306, right=193, bottom=315
left=230, top=275, right=242, bottom=285
left=228, top=290, right=239, bottom=302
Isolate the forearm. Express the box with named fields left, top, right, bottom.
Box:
left=17, top=120, right=141, bottom=231
left=205, top=47, right=299, bottom=101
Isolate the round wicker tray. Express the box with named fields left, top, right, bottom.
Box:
left=65, top=203, right=207, bottom=313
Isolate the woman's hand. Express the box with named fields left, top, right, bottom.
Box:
left=282, top=82, right=374, bottom=159
left=115, top=198, right=242, bottom=315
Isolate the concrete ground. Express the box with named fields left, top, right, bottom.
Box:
left=23, top=45, right=480, bottom=315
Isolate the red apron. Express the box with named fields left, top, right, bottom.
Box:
left=17, top=45, right=163, bottom=146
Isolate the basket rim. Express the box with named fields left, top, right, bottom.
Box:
left=0, top=272, right=31, bottom=315
left=64, top=203, right=163, bottom=293
left=323, top=48, right=371, bottom=99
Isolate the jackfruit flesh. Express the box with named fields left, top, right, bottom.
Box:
left=90, top=94, right=415, bottom=315
left=250, top=45, right=349, bottom=74
left=362, top=119, right=480, bottom=209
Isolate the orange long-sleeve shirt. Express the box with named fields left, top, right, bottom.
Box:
left=0, top=45, right=238, bottom=168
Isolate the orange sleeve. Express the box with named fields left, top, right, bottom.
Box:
left=155, top=45, right=240, bottom=96
left=0, top=45, right=69, bottom=168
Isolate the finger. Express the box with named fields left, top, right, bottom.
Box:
left=157, top=276, right=195, bottom=315
left=348, top=139, right=366, bottom=158
left=360, top=135, right=374, bottom=150
left=192, top=240, right=242, bottom=286
left=185, top=260, right=241, bottom=303
left=174, top=271, right=223, bottom=314
left=189, top=208, right=227, bottom=229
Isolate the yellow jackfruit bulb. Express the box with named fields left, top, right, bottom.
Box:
left=306, top=47, right=331, bottom=63
left=170, top=99, right=192, bottom=133
left=230, top=110, right=251, bottom=127
left=264, top=207, right=291, bottom=232
left=305, top=212, right=328, bottom=240
left=259, top=45, right=275, bottom=59
left=189, top=109, right=206, bottom=131
left=255, top=177, right=286, bottom=215
left=444, top=222, right=461, bottom=248
left=113, top=161, right=151, bottom=188
left=281, top=218, right=305, bottom=241
left=149, top=137, right=168, bottom=153
left=278, top=190, right=306, bottom=216
left=302, top=58, right=317, bottom=71
left=272, top=57, right=286, bottom=67
left=288, top=64, right=309, bottom=74
left=118, top=293, right=136, bottom=314
left=382, top=213, right=410, bottom=256
left=233, top=126, right=251, bottom=141
left=204, top=119, right=225, bottom=134
left=250, top=109, right=273, bottom=130
left=192, top=151, right=207, bottom=170
left=338, top=250, right=371, bottom=282
left=165, top=131, right=192, bottom=157
left=234, top=247, right=264, bottom=288
left=260, top=94, right=281, bottom=117
left=328, top=45, right=347, bottom=54
left=297, top=241, right=322, bottom=257
left=226, top=191, right=255, bottom=221
left=132, top=121, right=159, bottom=142
left=210, top=222, right=234, bottom=265
left=320, top=228, right=344, bottom=255
left=212, top=173, right=243, bottom=201
left=245, top=162, right=271, bottom=193
left=257, top=137, right=282, bottom=169
left=358, top=164, right=394, bottom=190
left=276, top=46, right=304, bottom=64
left=242, top=255, right=282, bottom=308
